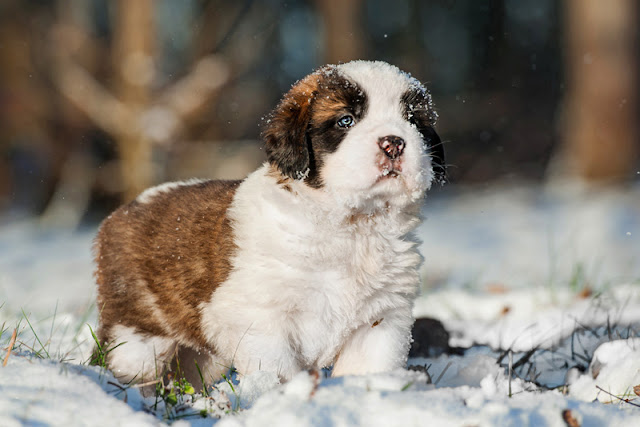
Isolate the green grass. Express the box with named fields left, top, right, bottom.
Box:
left=87, top=324, right=126, bottom=368
left=21, top=308, right=51, bottom=359
left=0, top=304, right=241, bottom=422
left=0, top=302, right=98, bottom=365
left=194, top=359, right=209, bottom=397
left=149, top=355, right=240, bottom=421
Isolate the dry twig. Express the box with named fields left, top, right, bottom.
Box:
left=595, top=385, right=640, bottom=408
left=3, top=329, right=17, bottom=367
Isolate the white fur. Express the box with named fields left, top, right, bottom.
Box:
left=199, top=167, right=423, bottom=379
left=107, top=325, right=176, bottom=383
left=322, top=61, right=433, bottom=210
left=136, top=178, right=207, bottom=204
left=112, top=61, right=433, bottom=382
left=195, top=62, right=432, bottom=379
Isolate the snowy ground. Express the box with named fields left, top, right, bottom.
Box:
left=1, top=183, right=639, bottom=426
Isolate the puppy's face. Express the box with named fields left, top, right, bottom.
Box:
left=263, top=61, right=445, bottom=208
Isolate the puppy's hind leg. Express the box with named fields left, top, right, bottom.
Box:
left=103, top=325, right=177, bottom=394
left=173, top=346, right=230, bottom=392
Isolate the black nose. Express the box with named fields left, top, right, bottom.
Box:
left=378, top=135, right=405, bottom=160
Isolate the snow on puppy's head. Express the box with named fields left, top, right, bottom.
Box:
left=262, top=60, right=445, bottom=210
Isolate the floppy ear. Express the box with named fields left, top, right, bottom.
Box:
left=402, top=86, right=446, bottom=184
left=421, top=126, right=447, bottom=184
left=262, top=76, right=319, bottom=180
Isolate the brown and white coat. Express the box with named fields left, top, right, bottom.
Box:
left=94, top=60, right=445, bottom=388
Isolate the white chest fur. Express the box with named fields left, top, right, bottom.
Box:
left=198, top=165, right=423, bottom=378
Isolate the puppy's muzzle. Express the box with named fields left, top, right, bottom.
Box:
left=378, top=135, right=405, bottom=160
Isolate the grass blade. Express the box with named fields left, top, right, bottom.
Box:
left=21, top=309, right=50, bottom=359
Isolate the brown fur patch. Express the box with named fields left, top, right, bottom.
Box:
left=263, top=66, right=368, bottom=189
left=262, top=73, right=321, bottom=181
left=94, top=180, right=241, bottom=350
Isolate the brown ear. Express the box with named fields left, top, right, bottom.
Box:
left=262, top=75, right=319, bottom=180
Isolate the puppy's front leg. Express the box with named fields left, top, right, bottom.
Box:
left=331, top=308, right=414, bottom=376
left=231, top=331, right=301, bottom=381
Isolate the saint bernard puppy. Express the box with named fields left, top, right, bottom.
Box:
left=94, top=60, right=445, bottom=389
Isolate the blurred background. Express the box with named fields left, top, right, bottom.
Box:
left=1, top=2, right=640, bottom=407
left=0, top=0, right=638, bottom=227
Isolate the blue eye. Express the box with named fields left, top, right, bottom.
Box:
left=337, top=115, right=355, bottom=128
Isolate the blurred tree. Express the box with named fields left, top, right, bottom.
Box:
left=559, top=0, right=638, bottom=183
left=0, top=0, right=85, bottom=218
left=315, top=0, right=365, bottom=64
left=53, top=0, right=230, bottom=203
left=5, top=0, right=635, bottom=224
left=112, top=0, right=155, bottom=201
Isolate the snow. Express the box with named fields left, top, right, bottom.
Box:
left=1, top=184, right=640, bottom=425
left=418, top=185, right=640, bottom=290
left=414, top=284, right=640, bottom=351
left=214, top=369, right=634, bottom=427
left=568, top=338, right=640, bottom=403
left=0, top=355, right=157, bottom=426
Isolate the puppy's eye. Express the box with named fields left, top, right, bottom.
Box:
left=336, top=115, right=355, bottom=128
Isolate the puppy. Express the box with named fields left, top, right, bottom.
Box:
left=94, top=60, right=445, bottom=389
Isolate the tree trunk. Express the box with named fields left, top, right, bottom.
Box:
left=113, top=0, right=155, bottom=200
left=315, top=0, right=365, bottom=64
left=561, top=0, right=638, bottom=183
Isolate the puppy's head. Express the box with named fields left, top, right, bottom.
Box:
left=263, top=60, right=445, bottom=208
